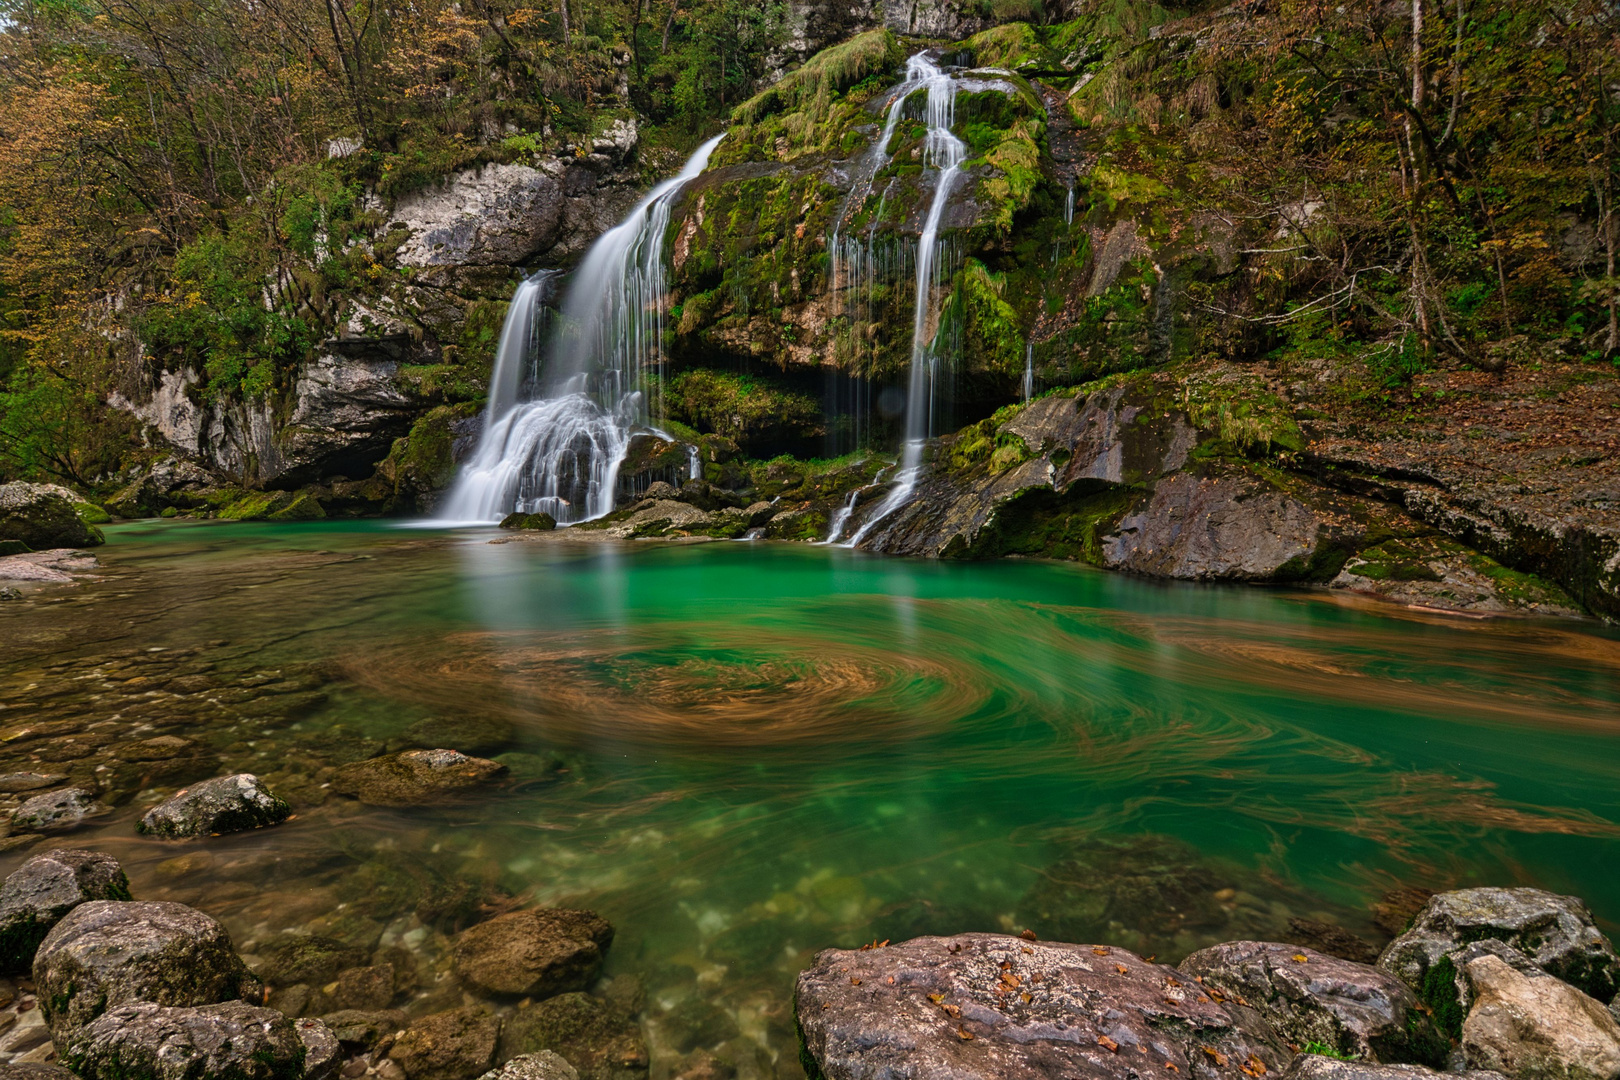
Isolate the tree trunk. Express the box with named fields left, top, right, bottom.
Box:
left=559, top=0, right=569, bottom=45
left=661, top=0, right=677, bottom=53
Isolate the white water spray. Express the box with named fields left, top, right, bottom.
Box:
left=848, top=55, right=965, bottom=547
left=441, top=135, right=724, bottom=524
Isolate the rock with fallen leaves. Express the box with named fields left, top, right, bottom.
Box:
left=796, top=933, right=1289, bottom=1080
left=1461, top=954, right=1620, bottom=1080
left=1180, top=941, right=1449, bottom=1067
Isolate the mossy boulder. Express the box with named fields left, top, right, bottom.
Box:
left=0, top=850, right=131, bottom=973
left=452, top=909, right=614, bottom=998
left=63, top=1001, right=307, bottom=1080
left=135, top=774, right=293, bottom=839
left=500, top=512, right=557, bottom=531
left=0, top=483, right=104, bottom=549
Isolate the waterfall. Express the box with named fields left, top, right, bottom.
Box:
left=848, top=55, right=965, bottom=547
left=829, top=74, right=919, bottom=316
left=440, top=135, right=724, bottom=524
left=1023, top=343, right=1034, bottom=403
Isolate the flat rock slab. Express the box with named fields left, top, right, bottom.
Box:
left=0, top=849, right=130, bottom=972
left=331, top=749, right=507, bottom=807
left=1380, top=888, right=1620, bottom=1008
left=1461, top=954, right=1620, bottom=1080
left=1283, top=1056, right=1505, bottom=1080
left=796, top=933, right=1289, bottom=1080
left=62, top=1001, right=305, bottom=1080
left=454, top=909, right=614, bottom=997
left=137, top=773, right=292, bottom=838
left=34, top=899, right=260, bottom=1042
left=1180, top=941, right=1447, bottom=1066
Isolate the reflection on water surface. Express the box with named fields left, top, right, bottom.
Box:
left=3, top=520, right=1619, bottom=1078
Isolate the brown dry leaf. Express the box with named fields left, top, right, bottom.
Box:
left=942, top=1003, right=962, bottom=1018
left=1167, top=1064, right=1179, bottom=1073
left=1000, top=973, right=1022, bottom=989
left=850, top=978, right=861, bottom=986
left=928, top=993, right=945, bottom=1004
left=1020, top=992, right=1032, bottom=1003
left=1019, top=929, right=1038, bottom=941
left=1167, top=977, right=1182, bottom=987
left=1115, top=964, right=1129, bottom=975
left=1021, top=947, right=1034, bottom=955
left=1202, top=1048, right=1228, bottom=1067
left=1243, top=1055, right=1268, bottom=1077
left=956, top=1027, right=975, bottom=1041
left=1093, top=946, right=1111, bottom=955
left=1291, top=954, right=1308, bottom=963
left=1098, top=1036, right=1120, bottom=1054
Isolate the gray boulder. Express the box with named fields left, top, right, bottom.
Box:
left=0, top=483, right=103, bottom=550
left=1379, top=888, right=1620, bottom=1030
left=136, top=773, right=292, bottom=838
left=34, top=899, right=261, bottom=1042
left=796, top=932, right=1289, bottom=1080
left=1461, top=954, right=1620, bottom=1080
left=0, top=849, right=130, bottom=971
left=1284, top=1056, right=1506, bottom=1080
left=453, top=909, right=614, bottom=998
left=61, top=1001, right=306, bottom=1080
left=12, top=788, right=103, bottom=833
left=478, top=1053, right=579, bottom=1080
left=331, top=749, right=507, bottom=807
left=393, top=164, right=564, bottom=269
left=295, top=1017, right=343, bottom=1080
left=1180, top=941, right=1448, bottom=1066
left=387, top=1006, right=500, bottom=1080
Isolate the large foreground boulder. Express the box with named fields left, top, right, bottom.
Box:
left=0, top=849, right=130, bottom=972
left=796, top=933, right=1289, bottom=1080
left=33, top=899, right=261, bottom=1042
left=1180, top=941, right=1448, bottom=1066
left=61, top=1001, right=306, bottom=1080
left=1461, top=954, right=1620, bottom=1080
left=136, top=773, right=292, bottom=838
left=1379, top=888, right=1620, bottom=1029
left=331, top=749, right=507, bottom=807
left=0, top=483, right=103, bottom=550
left=454, top=909, right=615, bottom=998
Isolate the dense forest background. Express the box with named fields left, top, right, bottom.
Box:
left=0, top=0, right=1616, bottom=487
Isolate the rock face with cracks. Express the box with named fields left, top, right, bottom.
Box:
left=61, top=1000, right=307, bottom=1080
left=1460, top=955, right=1620, bottom=1080
left=795, top=932, right=1290, bottom=1080
left=1179, top=941, right=1448, bottom=1066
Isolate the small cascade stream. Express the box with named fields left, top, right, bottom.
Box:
left=847, top=55, right=966, bottom=547
left=441, top=136, right=724, bottom=524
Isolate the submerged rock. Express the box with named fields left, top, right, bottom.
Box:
left=0, top=483, right=104, bottom=550
left=453, top=909, right=614, bottom=998
left=499, top=513, right=557, bottom=531
left=402, top=717, right=516, bottom=757
left=62, top=1001, right=306, bottom=1080
left=11, top=788, right=104, bottom=833
left=796, top=932, right=1288, bottom=1080
left=258, top=934, right=371, bottom=985
left=1461, top=954, right=1620, bottom=1080
left=320, top=1009, right=408, bottom=1050
left=497, top=992, right=647, bottom=1080
left=388, top=1006, right=501, bottom=1080
left=1379, top=888, right=1620, bottom=1022
left=33, top=899, right=261, bottom=1042
left=0, top=849, right=131, bottom=972
left=1180, top=940, right=1448, bottom=1066
left=136, top=773, right=293, bottom=838
left=478, top=1053, right=579, bottom=1080
left=0, top=774, right=66, bottom=794
left=331, top=749, right=507, bottom=807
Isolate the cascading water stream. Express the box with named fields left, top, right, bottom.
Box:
left=829, top=74, right=921, bottom=316
left=1023, top=343, right=1034, bottom=403
left=847, top=55, right=965, bottom=547
left=441, top=135, right=723, bottom=524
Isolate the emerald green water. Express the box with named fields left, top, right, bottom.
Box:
left=4, top=521, right=1620, bottom=1075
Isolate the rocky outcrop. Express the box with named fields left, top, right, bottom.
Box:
left=453, top=910, right=615, bottom=998
left=1179, top=941, right=1448, bottom=1066
left=1460, top=954, right=1620, bottom=1080
left=62, top=1001, right=307, bottom=1080
left=1378, top=888, right=1620, bottom=1025
left=0, top=850, right=130, bottom=972
left=393, top=165, right=564, bottom=269
left=0, top=484, right=102, bottom=550
left=136, top=773, right=293, bottom=838
left=33, top=899, right=261, bottom=1042
left=331, top=749, right=507, bottom=807
left=796, top=932, right=1289, bottom=1080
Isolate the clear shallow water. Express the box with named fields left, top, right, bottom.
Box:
left=4, top=522, right=1620, bottom=1076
